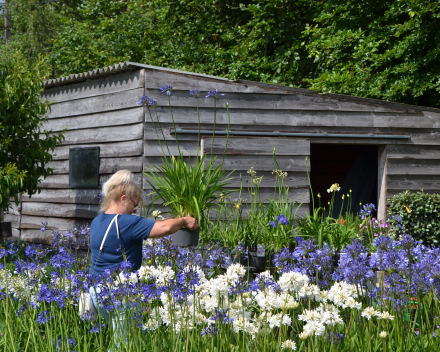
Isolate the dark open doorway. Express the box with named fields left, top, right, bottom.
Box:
left=310, top=144, right=378, bottom=217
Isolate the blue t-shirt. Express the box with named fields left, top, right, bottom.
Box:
left=89, top=213, right=155, bottom=276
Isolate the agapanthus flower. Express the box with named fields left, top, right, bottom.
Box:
left=276, top=215, right=289, bottom=225
left=189, top=89, right=200, bottom=97
left=327, top=183, right=341, bottom=193
left=41, top=221, right=48, bottom=232
left=326, top=331, right=344, bottom=345
left=148, top=98, right=157, bottom=107
left=360, top=203, right=376, bottom=218
left=269, top=221, right=278, bottom=228
left=206, top=89, right=225, bottom=99
left=201, top=324, right=220, bottom=336
left=281, top=339, right=297, bottom=350
left=160, top=84, right=172, bottom=95
left=136, top=95, right=150, bottom=105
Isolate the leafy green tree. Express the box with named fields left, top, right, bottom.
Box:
left=0, top=52, right=64, bottom=211
left=305, top=0, right=440, bottom=107
left=48, top=0, right=319, bottom=86
left=0, top=0, right=64, bottom=69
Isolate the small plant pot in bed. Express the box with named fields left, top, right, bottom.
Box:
left=0, top=222, right=12, bottom=238
left=172, top=228, right=200, bottom=247
left=246, top=251, right=265, bottom=268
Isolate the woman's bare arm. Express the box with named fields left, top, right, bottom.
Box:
left=148, top=216, right=198, bottom=238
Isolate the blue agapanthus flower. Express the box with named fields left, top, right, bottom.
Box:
left=189, top=89, right=200, bottom=97
left=136, top=95, right=149, bottom=105
left=148, top=98, right=157, bottom=107
left=360, top=203, right=376, bottom=218
left=206, top=89, right=225, bottom=99
left=276, top=215, right=289, bottom=225
left=269, top=221, right=278, bottom=228
left=359, top=203, right=376, bottom=219
left=202, top=324, right=220, bottom=336
left=160, top=84, right=172, bottom=95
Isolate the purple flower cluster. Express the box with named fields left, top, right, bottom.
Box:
left=189, top=89, right=200, bottom=97
left=269, top=214, right=290, bottom=227
left=206, top=89, right=225, bottom=99
left=160, top=84, right=172, bottom=96
left=136, top=94, right=157, bottom=107
left=360, top=203, right=376, bottom=219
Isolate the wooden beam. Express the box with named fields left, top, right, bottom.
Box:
left=43, top=107, right=143, bottom=132
left=53, top=140, right=143, bottom=160
left=47, top=156, right=143, bottom=175
left=141, top=89, right=411, bottom=113
left=387, top=145, right=440, bottom=159
left=387, top=159, right=440, bottom=175
left=204, top=137, right=310, bottom=156
left=22, top=189, right=100, bottom=204
left=40, top=173, right=142, bottom=189
left=47, top=88, right=144, bottom=118
left=387, top=175, right=440, bottom=191
left=21, top=202, right=100, bottom=219
left=20, top=215, right=90, bottom=230
left=52, top=124, right=143, bottom=145
left=146, top=106, right=433, bottom=129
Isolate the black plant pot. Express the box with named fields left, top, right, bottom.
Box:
left=0, top=222, right=12, bottom=238
left=172, top=228, right=200, bottom=247
left=246, top=251, right=265, bottom=268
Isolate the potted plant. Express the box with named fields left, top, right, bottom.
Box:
left=140, top=85, right=233, bottom=247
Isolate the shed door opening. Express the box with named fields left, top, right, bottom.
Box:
left=310, top=144, right=378, bottom=217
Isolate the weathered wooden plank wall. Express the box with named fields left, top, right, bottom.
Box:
left=12, top=65, right=440, bottom=244
left=141, top=68, right=440, bottom=222
left=12, top=69, right=146, bottom=243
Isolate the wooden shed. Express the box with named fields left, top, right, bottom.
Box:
left=5, top=62, right=440, bottom=243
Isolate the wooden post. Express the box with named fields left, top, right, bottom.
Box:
left=377, top=145, right=388, bottom=221
left=4, top=0, right=11, bottom=44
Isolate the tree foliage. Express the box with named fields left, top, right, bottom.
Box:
left=305, top=0, right=440, bottom=107
left=2, top=0, right=440, bottom=107
left=0, top=52, right=64, bottom=211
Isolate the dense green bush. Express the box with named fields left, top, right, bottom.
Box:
left=388, top=191, right=440, bottom=246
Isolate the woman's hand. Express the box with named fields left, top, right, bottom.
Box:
left=183, top=216, right=199, bottom=231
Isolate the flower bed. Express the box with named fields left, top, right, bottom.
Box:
left=1, top=233, right=439, bottom=352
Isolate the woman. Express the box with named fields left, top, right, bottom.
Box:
left=89, top=169, right=198, bottom=276
left=89, top=170, right=198, bottom=348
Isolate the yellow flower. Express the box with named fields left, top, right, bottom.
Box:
left=236, top=204, right=241, bottom=210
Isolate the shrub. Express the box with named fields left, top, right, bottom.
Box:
left=387, top=191, right=440, bottom=246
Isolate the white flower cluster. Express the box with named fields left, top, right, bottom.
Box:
left=0, top=268, right=33, bottom=298
left=137, top=265, right=174, bottom=285
left=135, top=265, right=370, bottom=342
left=327, top=183, right=341, bottom=193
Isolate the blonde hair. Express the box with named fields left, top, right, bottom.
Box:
left=100, top=170, right=142, bottom=212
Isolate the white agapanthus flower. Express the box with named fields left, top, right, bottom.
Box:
left=267, top=313, right=292, bottom=329
left=115, top=272, right=138, bottom=285
left=154, top=266, right=174, bottom=285
left=226, top=263, right=246, bottom=283
left=361, top=306, right=378, bottom=320
left=377, top=311, right=394, bottom=320
left=278, top=271, right=309, bottom=292
left=299, top=284, right=323, bottom=301
left=138, top=265, right=156, bottom=280
left=281, top=339, right=297, bottom=350
left=379, top=331, right=388, bottom=338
